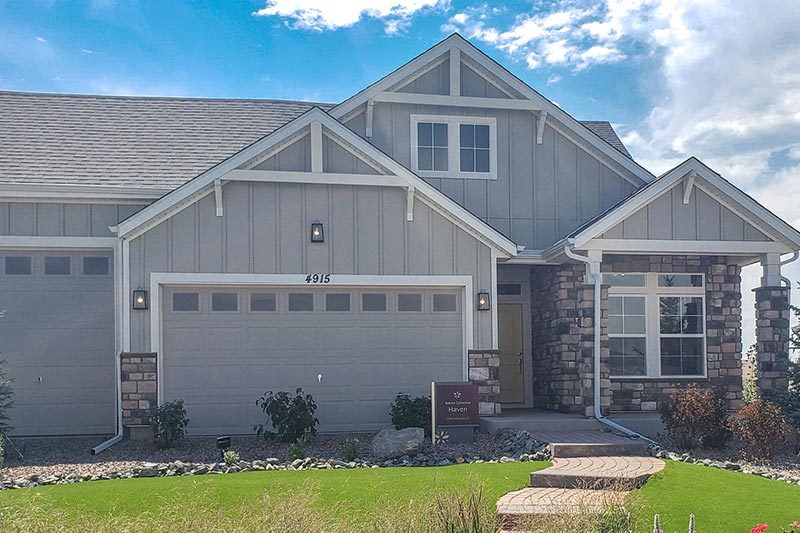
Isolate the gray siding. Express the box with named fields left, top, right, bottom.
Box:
left=601, top=186, right=770, bottom=241
left=352, top=101, right=636, bottom=249
left=249, top=132, right=380, bottom=175
left=0, top=202, right=148, bottom=237
left=129, top=181, right=494, bottom=352
left=397, top=59, right=449, bottom=95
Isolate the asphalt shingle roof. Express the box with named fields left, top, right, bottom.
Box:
left=0, top=91, right=632, bottom=190
left=580, top=121, right=632, bottom=158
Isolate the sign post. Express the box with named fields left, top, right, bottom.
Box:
left=431, top=381, right=479, bottom=444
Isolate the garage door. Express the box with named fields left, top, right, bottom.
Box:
left=0, top=251, right=115, bottom=436
left=162, top=286, right=465, bottom=434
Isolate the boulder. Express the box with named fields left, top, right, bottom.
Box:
left=371, top=427, right=425, bottom=459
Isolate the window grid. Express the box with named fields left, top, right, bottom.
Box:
left=416, top=122, right=448, bottom=172
left=459, top=124, right=490, bottom=173
left=607, top=272, right=706, bottom=378
left=608, top=295, right=647, bottom=377
left=411, top=115, right=496, bottom=179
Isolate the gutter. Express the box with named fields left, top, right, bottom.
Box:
left=563, top=243, right=656, bottom=444
left=780, top=251, right=798, bottom=307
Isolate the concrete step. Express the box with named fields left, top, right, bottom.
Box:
left=549, top=440, right=649, bottom=458
left=528, top=456, right=665, bottom=491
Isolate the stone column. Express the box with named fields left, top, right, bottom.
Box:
left=754, top=286, right=790, bottom=392
left=468, top=349, right=501, bottom=415
left=121, top=352, right=158, bottom=440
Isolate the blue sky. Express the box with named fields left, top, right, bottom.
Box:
left=2, top=0, right=800, bottom=347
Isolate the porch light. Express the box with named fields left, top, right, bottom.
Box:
left=132, top=287, right=148, bottom=310
left=310, top=221, right=324, bottom=243
left=477, top=290, right=491, bottom=311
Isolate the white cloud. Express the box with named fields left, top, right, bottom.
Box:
left=81, top=48, right=94, bottom=54
left=253, top=0, right=444, bottom=33
left=35, top=36, right=47, bottom=43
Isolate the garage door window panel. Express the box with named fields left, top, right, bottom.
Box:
left=173, top=292, right=200, bottom=312
left=361, top=293, right=387, bottom=312
left=433, top=293, right=458, bottom=313
left=250, top=292, right=277, bottom=312
left=5, top=256, right=32, bottom=275
left=211, top=292, right=239, bottom=312
left=288, top=292, right=314, bottom=312
left=83, top=256, right=110, bottom=276
left=325, top=293, right=351, bottom=312
left=44, top=256, right=71, bottom=276
left=398, top=293, right=423, bottom=312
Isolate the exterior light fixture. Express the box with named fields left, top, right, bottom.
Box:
left=310, top=220, right=324, bottom=243
left=132, top=287, right=149, bottom=310
left=477, top=290, right=491, bottom=311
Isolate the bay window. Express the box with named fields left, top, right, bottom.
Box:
left=605, top=273, right=706, bottom=378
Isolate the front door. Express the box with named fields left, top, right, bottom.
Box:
left=498, top=303, right=524, bottom=403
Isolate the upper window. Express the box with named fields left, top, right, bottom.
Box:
left=411, top=115, right=497, bottom=179
left=607, top=272, right=706, bottom=378
left=5, top=256, right=32, bottom=275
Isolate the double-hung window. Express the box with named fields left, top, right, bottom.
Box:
left=411, top=115, right=497, bottom=178
left=605, top=273, right=706, bottom=378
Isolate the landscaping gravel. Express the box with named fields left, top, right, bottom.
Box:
left=0, top=428, right=549, bottom=490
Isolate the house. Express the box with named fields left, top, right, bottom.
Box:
left=1, top=34, right=797, bottom=444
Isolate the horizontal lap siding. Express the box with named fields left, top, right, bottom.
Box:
left=128, top=181, right=493, bottom=352
left=0, top=202, right=149, bottom=237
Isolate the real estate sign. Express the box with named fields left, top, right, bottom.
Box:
left=431, top=381, right=479, bottom=444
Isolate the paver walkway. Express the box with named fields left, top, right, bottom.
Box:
left=496, top=444, right=665, bottom=528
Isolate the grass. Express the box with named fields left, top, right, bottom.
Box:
left=1, top=460, right=800, bottom=531
left=635, top=461, right=800, bottom=532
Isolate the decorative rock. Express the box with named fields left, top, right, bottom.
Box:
left=370, top=427, right=425, bottom=459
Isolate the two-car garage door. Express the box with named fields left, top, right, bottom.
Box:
left=0, top=251, right=115, bottom=436
left=162, top=286, right=465, bottom=435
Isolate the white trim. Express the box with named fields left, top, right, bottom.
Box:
left=122, top=239, right=131, bottom=352
left=536, top=110, right=547, bottom=145
left=0, top=236, right=118, bottom=249
left=682, top=172, right=696, bottom=205
left=406, top=187, right=415, bottom=222
left=449, top=48, right=460, bottom=97
left=115, top=107, right=517, bottom=256
left=213, top=179, right=223, bottom=217
left=583, top=239, right=791, bottom=255
left=490, top=249, right=499, bottom=350
left=224, top=169, right=405, bottom=187
left=0, top=182, right=167, bottom=202
left=310, top=120, right=323, bottom=173
left=373, top=91, right=540, bottom=111
left=365, top=100, right=374, bottom=138
left=410, top=114, right=498, bottom=180
left=330, top=34, right=653, bottom=186
left=149, top=273, right=475, bottom=403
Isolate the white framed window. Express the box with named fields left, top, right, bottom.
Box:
left=211, top=292, right=239, bottom=312
left=410, top=114, right=497, bottom=179
left=605, top=272, right=706, bottom=379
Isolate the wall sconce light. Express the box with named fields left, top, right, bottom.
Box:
left=310, top=220, right=325, bottom=243
left=132, top=287, right=149, bottom=310
left=477, top=290, right=491, bottom=311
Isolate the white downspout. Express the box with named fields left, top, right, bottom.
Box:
left=779, top=251, right=798, bottom=307
left=563, top=244, right=655, bottom=444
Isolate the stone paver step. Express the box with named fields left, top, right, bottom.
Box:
left=529, top=456, right=665, bottom=490
left=497, top=487, right=628, bottom=530
left=549, top=441, right=649, bottom=458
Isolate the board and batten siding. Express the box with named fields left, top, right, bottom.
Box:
left=600, top=186, right=770, bottom=241
left=347, top=103, right=636, bottom=251
left=0, top=202, right=148, bottom=237
left=128, top=181, right=494, bottom=352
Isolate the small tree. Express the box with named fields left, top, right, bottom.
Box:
left=766, top=296, right=800, bottom=430
left=254, top=388, right=318, bottom=443
left=0, top=359, right=14, bottom=436
left=150, top=399, right=189, bottom=449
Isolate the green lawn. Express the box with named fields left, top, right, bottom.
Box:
left=1, top=460, right=799, bottom=532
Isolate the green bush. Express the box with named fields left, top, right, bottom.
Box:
left=254, top=388, right=318, bottom=443
left=343, top=438, right=360, bottom=462
left=390, top=393, right=431, bottom=436
left=289, top=437, right=307, bottom=460
left=729, top=399, right=790, bottom=461
left=0, top=359, right=14, bottom=437
left=223, top=450, right=241, bottom=466
left=150, top=399, right=190, bottom=449
left=660, top=386, right=730, bottom=450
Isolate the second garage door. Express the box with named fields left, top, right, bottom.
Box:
left=162, top=286, right=465, bottom=434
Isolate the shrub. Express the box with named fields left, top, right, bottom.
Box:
left=0, top=434, right=4, bottom=472
left=289, top=437, right=307, bottom=460
left=660, top=386, right=730, bottom=450
left=254, top=388, right=318, bottom=443
left=150, top=399, right=190, bottom=449
left=0, top=359, right=14, bottom=437
left=343, top=437, right=360, bottom=461
left=223, top=450, right=240, bottom=466
left=390, top=393, right=431, bottom=436
left=729, top=399, right=790, bottom=461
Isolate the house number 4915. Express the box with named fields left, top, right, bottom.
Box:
left=305, top=274, right=331, bottom=284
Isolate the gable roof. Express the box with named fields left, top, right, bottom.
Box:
left=115, top=106, right=519, bottom=256
left=330, top=33, right=652, bottom=185
left=567, top=156, right=800, bottom=251
left=581, top=122, right=631, bottom=158
left=0, top=90, right=631, bottom=192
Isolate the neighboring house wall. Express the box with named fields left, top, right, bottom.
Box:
left=600, top=188, right=770, bottom=241
left=346, top=100, right=637, bottom=251
left=127, top=180, right=494, bottom=352
left=0, top=201, right=148, bottom=237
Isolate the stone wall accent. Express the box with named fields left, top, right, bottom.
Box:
left=468, top=349, right=501, bottom=416
left=530, top=264, right=610, bottom=416
left=121, top=352, right=158, bottom=433
left=602, top=255, right=743, bottom=412
left=754, top=286, right=790, bottom=392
